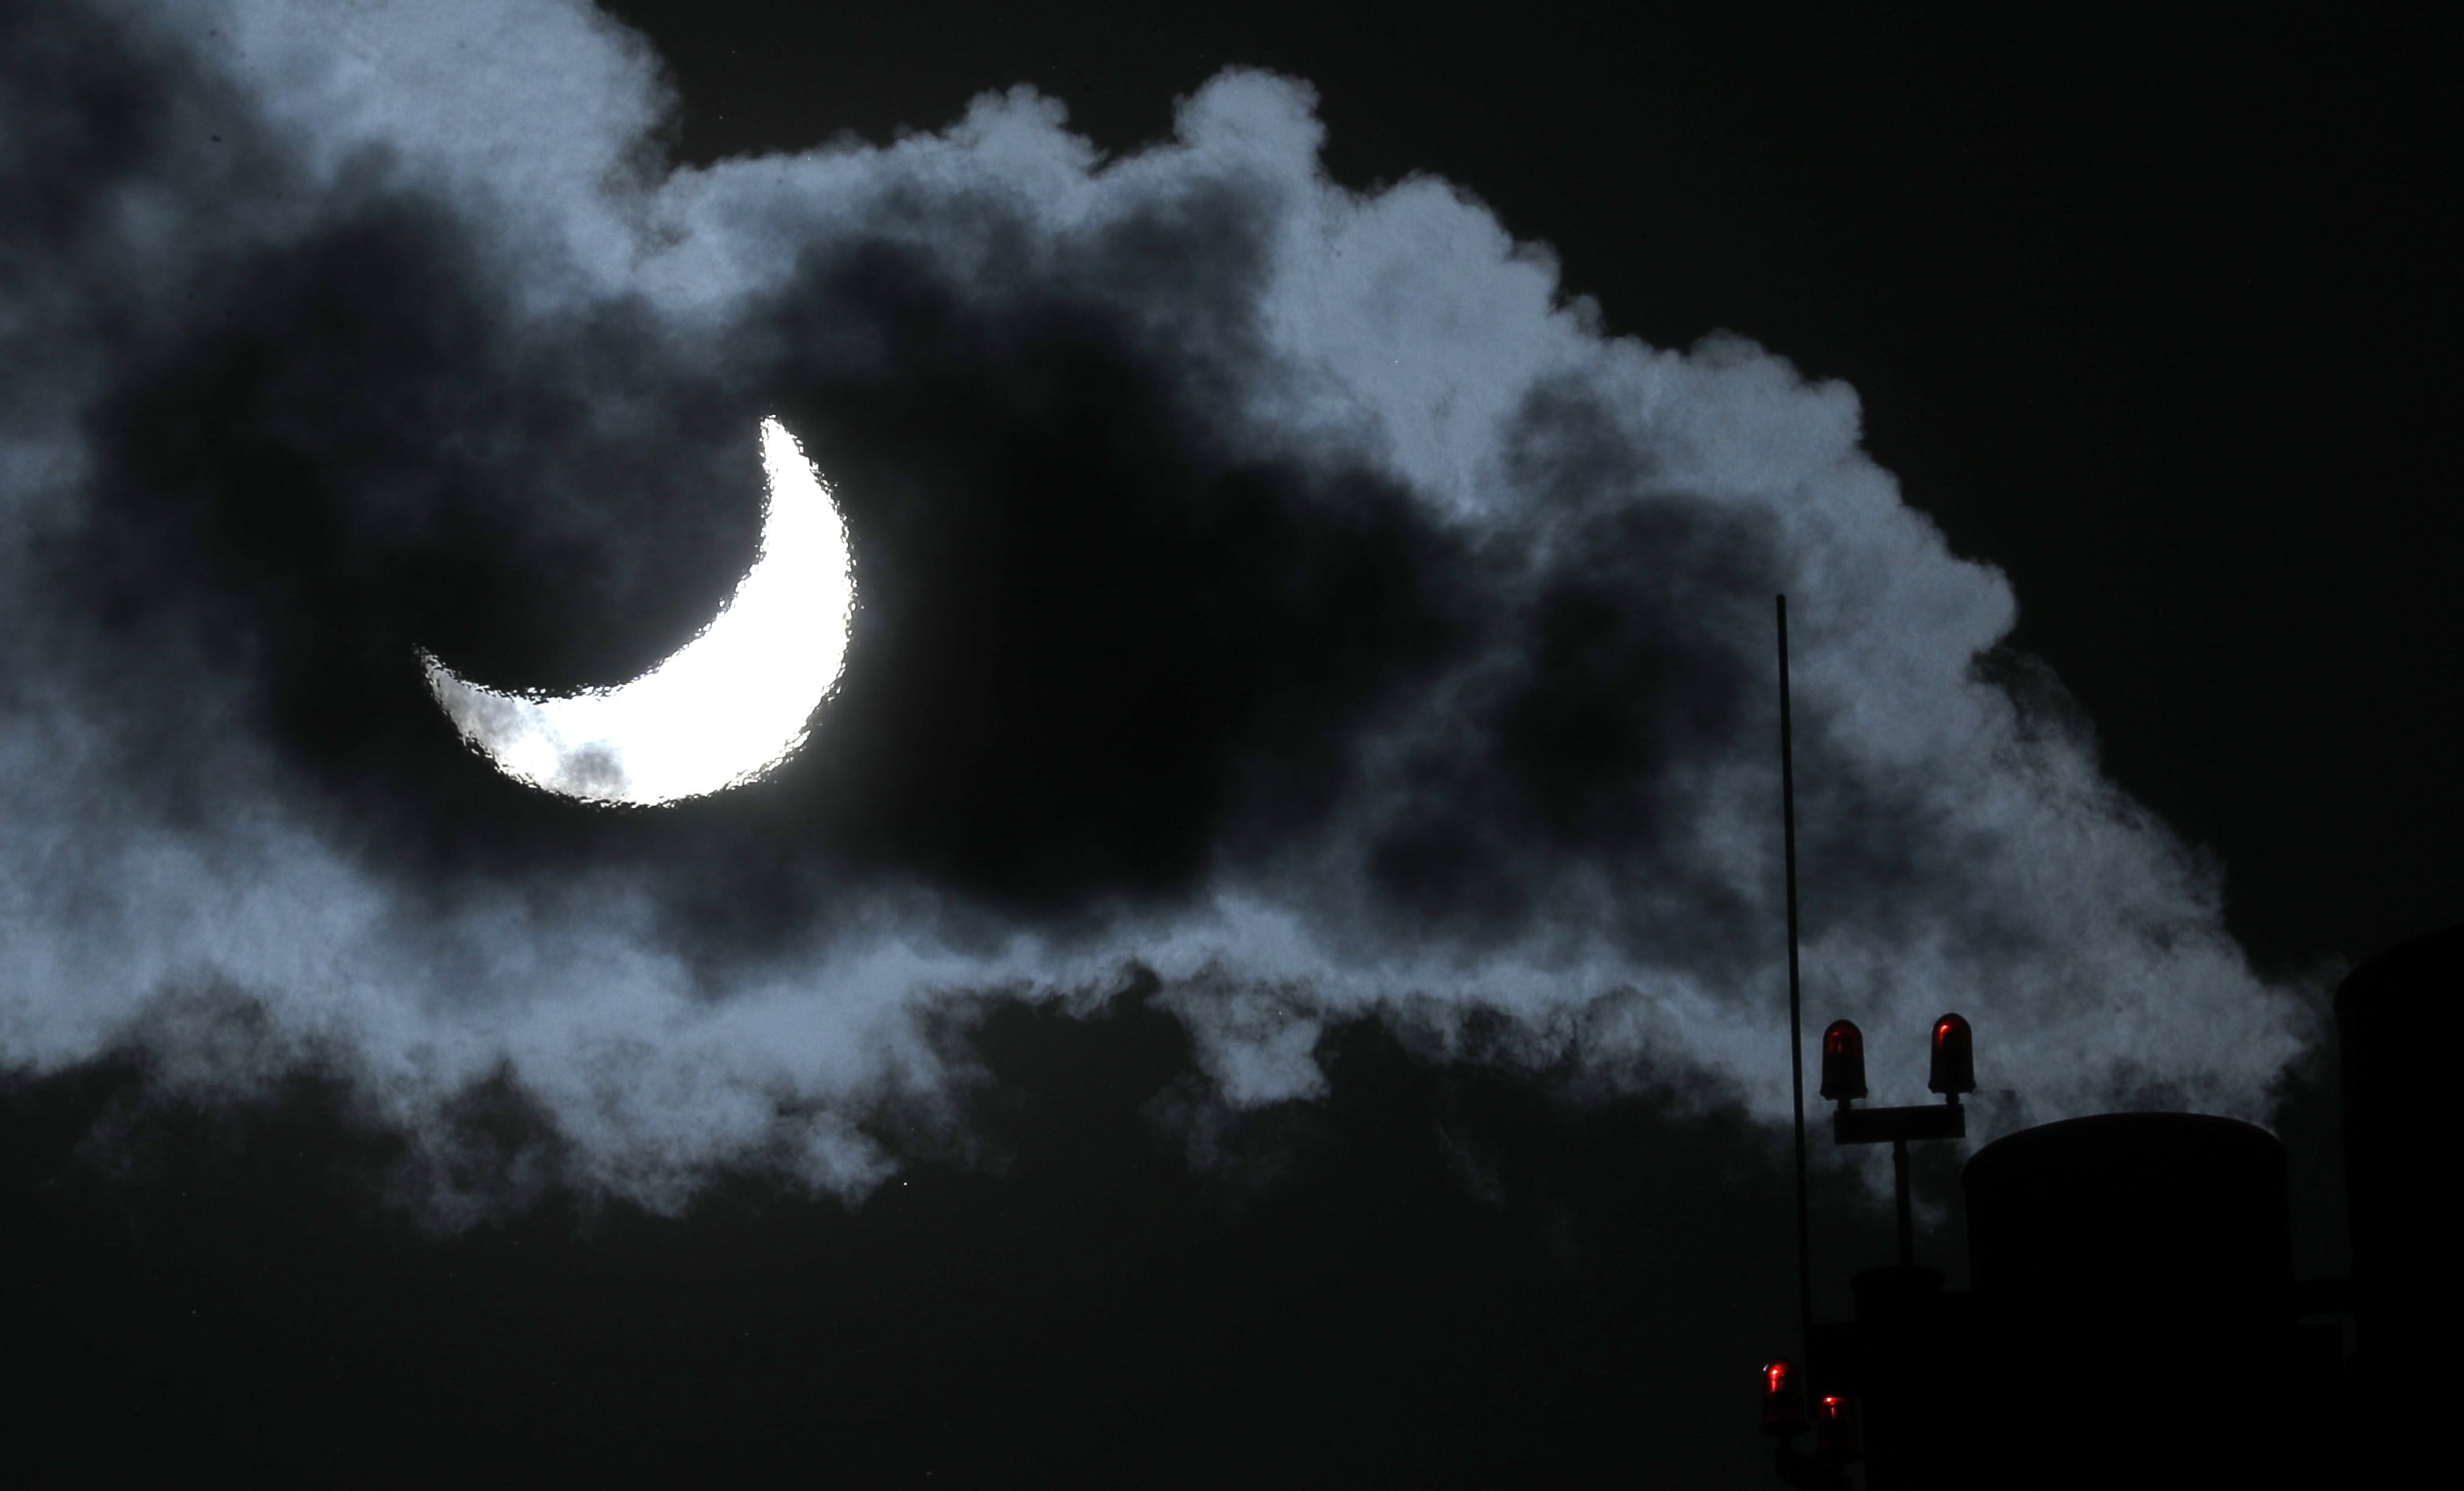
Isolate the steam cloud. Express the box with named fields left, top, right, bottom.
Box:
left=0, top=0, right=2312, bottom=1216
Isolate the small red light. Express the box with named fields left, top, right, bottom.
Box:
left=1820, top=1020, right=1867, bottom=1102
left=1761, top=1358, right=1809, bottom=1437
left=1928, top=1012, right=1975, bottom=1097
left=1814, top=1393, right=1861, bottom=1460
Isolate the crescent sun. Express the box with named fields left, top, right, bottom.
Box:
left=419, top=417, right=855, bottom=806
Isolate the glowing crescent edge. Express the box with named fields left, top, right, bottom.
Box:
left=418, top=418, right=854, bottom=806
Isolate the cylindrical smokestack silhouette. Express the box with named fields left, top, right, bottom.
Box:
left=2335, top=923, right=2460, bottom=1383
left=1961, top=1114, right=2292, bottom=1486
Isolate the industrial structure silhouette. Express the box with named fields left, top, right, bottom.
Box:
left=1757, top=925, right=2446, bottom=1487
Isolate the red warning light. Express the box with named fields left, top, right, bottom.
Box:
left=1820, top=1020, right=1867, bottom=1102
left=1761, top=1358, right=1809, bottom=1437
left=1814, top=1393, right=1861, bottom=1460
left=1928, top=1012, right=1975, bottom=1097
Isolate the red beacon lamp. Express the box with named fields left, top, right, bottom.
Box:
left=1761, top=1358, right=1809, bottom=1438
left=1928, top=1012, right=1975, bottom=1097
left=1820, top=1020, right=1867, bottom=1104
left=1813, top=1393, right=1861, bottom=1463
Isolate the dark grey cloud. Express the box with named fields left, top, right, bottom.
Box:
left=0, top=0, right=2311, bottom=1212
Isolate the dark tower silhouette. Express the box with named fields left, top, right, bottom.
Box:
left=2335, top=921, right=2458, bottom=1469
left=1961, top=1114, right=2294, bottom=1485
left=1758, top=603, right=2360, bottom=1485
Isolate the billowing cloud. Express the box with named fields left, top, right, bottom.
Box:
left=0, top=0, right=2312, bottom=1215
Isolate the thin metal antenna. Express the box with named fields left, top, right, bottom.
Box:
left=1778, top=594, right=1813, bottom=1365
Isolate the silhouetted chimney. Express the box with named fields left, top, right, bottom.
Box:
left=1961, top=1114, right=2293, bottom=1486
left=2335, top=924, right=2459, bottom=1411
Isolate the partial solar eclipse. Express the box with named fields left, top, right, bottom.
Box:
left=420, top=417, right=854, bottom=805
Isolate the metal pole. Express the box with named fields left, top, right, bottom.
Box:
left=1779, top=596, right=1813, bottom=1359
left=1891, top=1137, right=1914, bottom=1269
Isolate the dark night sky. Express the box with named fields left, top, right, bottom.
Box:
left=0, top=3, right=2452, bottom=1485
